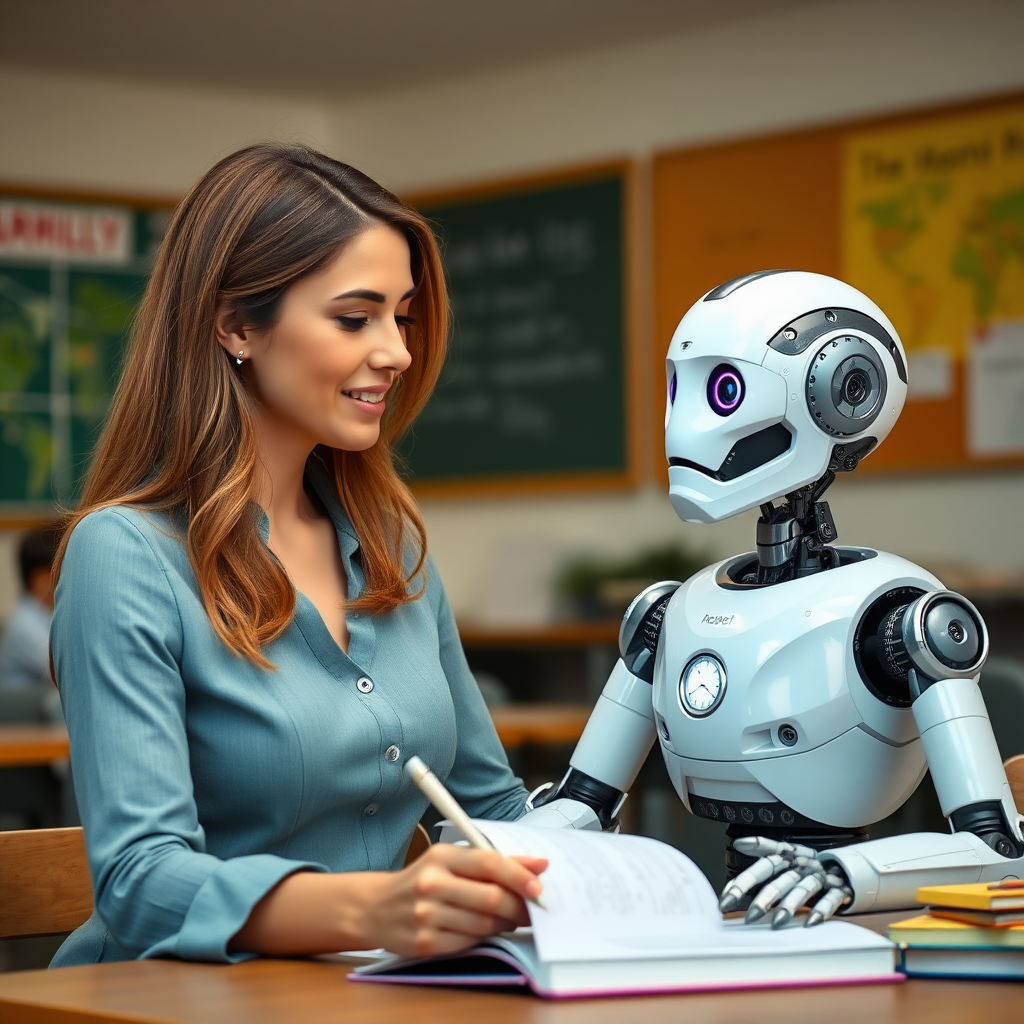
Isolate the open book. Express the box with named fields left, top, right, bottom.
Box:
left=352, top=821, right=898, bottom=999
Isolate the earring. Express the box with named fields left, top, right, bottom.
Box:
left=235, top=351, right=244, bottom=365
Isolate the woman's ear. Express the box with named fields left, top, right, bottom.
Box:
left=214, top=301, right=251, bottom=362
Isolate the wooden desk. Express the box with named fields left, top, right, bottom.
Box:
left=0, top=950, right=1018, bottom=1024
left=489, top=705, right=591, bottom=749
left=0, top=725, right=69, bottom=767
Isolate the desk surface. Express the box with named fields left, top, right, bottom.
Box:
left=0, top=950, right=1019, bottom=1024
left=0, top=725, right=69, bottom=767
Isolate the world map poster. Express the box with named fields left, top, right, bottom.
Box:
left=843, top=105, right=1024, bottom=460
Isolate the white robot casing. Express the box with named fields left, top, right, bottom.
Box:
left=666, top=270, right=907, bottom=523
left=650, top=550, right=939, bottom=830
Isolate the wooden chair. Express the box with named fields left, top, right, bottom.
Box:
left=1005, top=754, right=1024, bottom=814
left=0, top=827, right=93, bottom=939
left=0, top=821, right=430, bottom=941
left=404, top=822, right=432, bottom=865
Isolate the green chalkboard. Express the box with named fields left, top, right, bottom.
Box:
left=401, top=168, right=632, bottom=491
left=0, top=192, right=170, bottom=517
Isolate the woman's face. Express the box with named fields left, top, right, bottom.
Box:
left=235, top=223, right=415, bottom=453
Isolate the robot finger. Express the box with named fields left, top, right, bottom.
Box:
left=744, top=867, right=806, bottom=923
left=770, top=871, right=826, bottom=929
left=719, top=854, right=789, bottom=912
left=732, top=837, right=817, bottom=861
left=804, top=885, right=853, bottom=927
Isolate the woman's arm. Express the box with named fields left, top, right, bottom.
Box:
left=54, top=509, right=330, bottom=962
left=231, top=846, right=546, bottom=957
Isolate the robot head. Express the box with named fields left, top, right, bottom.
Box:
left=665, top=270, right=907, bottom=524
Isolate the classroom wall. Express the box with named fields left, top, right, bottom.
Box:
left=2, top=0, right=1023, bottom=620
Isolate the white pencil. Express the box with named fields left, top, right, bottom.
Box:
left=404, top=755, right=547, bottom=910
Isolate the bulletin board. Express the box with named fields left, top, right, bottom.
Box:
left=403, top=161, right=641, bottom=496
left=652, top=91, right=1024, bottom=475
left=0, top=185, right=174, bottom=524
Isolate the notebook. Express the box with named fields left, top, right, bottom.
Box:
left=915, top=882, right=1024, bottom=911
left=352, top=821, right=898, bottom=999
left=889, top=913, right=1024, bottom=949
left=929, top=907, right=1024, bottom=928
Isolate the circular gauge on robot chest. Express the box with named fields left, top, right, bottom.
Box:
left=679, top=654, right=727, bottom=717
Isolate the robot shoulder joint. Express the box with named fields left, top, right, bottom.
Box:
left=619, top=581, right=680, bottom=681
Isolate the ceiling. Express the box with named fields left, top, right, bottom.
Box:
left=0, top=0, right=832, bottom=100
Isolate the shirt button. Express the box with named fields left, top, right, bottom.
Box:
left=364, top=803, right=378, bottom=816
left=356, top=677, right=373, bottom=693
left=385, top=744, right=400, bottom=763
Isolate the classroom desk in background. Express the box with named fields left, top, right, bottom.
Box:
left=488, top=704, right=591, bottom=749
left=0, top=725, right=69, bottom=767
left=0, top=707, right=591, bottom=767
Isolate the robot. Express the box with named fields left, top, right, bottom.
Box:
left=520, top=270, right=1024, bottom=925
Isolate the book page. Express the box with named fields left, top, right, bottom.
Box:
left=474, top=821, right=724, bottom=962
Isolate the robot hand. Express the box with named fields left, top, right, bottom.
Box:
left=719, top=837, right=853, bottom=928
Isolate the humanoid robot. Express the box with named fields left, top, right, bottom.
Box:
left=520, top=270, right=1024, bottom=925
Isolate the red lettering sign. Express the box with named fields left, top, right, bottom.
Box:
left=0, top=201, right=132, bottom=263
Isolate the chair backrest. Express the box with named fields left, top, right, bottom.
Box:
left=404, top=822, right=431, bottom=866
left=0, top=826, right=93, bottom=939
left=1006, top=755, right=1024, bottom=816
left=980, top=658, right=1024, bottom=761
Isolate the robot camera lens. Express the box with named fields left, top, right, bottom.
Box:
left=707, top=364, right=744, bottom=416
left=841, top=368, right=870, bottom=406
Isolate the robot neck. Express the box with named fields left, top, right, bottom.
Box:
left=755, top=471, right=839, bottom=585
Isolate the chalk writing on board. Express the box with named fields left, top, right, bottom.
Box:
left=405, top=176, right=626, bottom=483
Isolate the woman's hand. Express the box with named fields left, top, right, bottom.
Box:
left=229, top=845, right=547, bottom=958
left=369, top=844, right=548, bottom=957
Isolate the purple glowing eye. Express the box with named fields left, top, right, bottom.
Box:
left=668, top=371, right=677, bottom=405
left=707, top=364, right=744, bottom=416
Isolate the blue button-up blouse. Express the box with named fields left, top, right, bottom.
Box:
left=50, top=459, right=527, bottom=965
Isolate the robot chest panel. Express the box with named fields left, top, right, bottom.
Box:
left=651, top=564, right=876, bottom=760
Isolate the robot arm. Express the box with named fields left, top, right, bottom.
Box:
left=519, top=583, right=678, bottom=832
left=724, top=589, right=1024, bottom=925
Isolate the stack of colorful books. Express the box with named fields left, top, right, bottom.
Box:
left=888, top=880, right=1024, bottom=979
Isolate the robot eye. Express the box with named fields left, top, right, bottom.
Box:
left=707, top=364, right=744, bottom=416
left=668, top=371, right=677, bottom=405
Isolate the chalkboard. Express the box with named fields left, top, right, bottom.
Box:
left=402, top=165, right=635, bottom=493
left=0, top=189, right=171, bottom=520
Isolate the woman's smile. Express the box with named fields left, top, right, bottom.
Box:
left=341, top=383, right=391, bottom=415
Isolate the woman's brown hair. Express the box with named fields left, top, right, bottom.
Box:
left=53, top=144, right=449, bottom=667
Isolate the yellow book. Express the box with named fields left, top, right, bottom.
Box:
left=889, top=914, right=1024, bottom=949
left=915, top=882, right=1024, bottom=911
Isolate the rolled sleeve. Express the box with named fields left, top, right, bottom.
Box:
left=53, top=509, right=325, bottom=962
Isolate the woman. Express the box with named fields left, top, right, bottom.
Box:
left=50, top=144, right=546, bottom=965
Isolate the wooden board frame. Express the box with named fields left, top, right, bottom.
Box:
left=403, top=159, right=644, bottom=499
left=0, top=182, right=178, bottom=527
left=652, top=89, right=1024, bottom=482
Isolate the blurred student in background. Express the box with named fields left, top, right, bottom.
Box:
left=0, top=524, right=58, bottom=690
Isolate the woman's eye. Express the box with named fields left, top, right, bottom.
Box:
left=335, top=315, right=370, bottom=331
left=395, top=315, right=417, bottom=328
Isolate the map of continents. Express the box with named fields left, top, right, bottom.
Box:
left=0, top=267, right=144, bottom=504
left=844, top=107, right=1024, bottom=359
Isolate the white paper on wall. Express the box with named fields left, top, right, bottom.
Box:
left=907, top=348, right=953, bottom=399
left=968, top=319, right=1024, bottom=456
